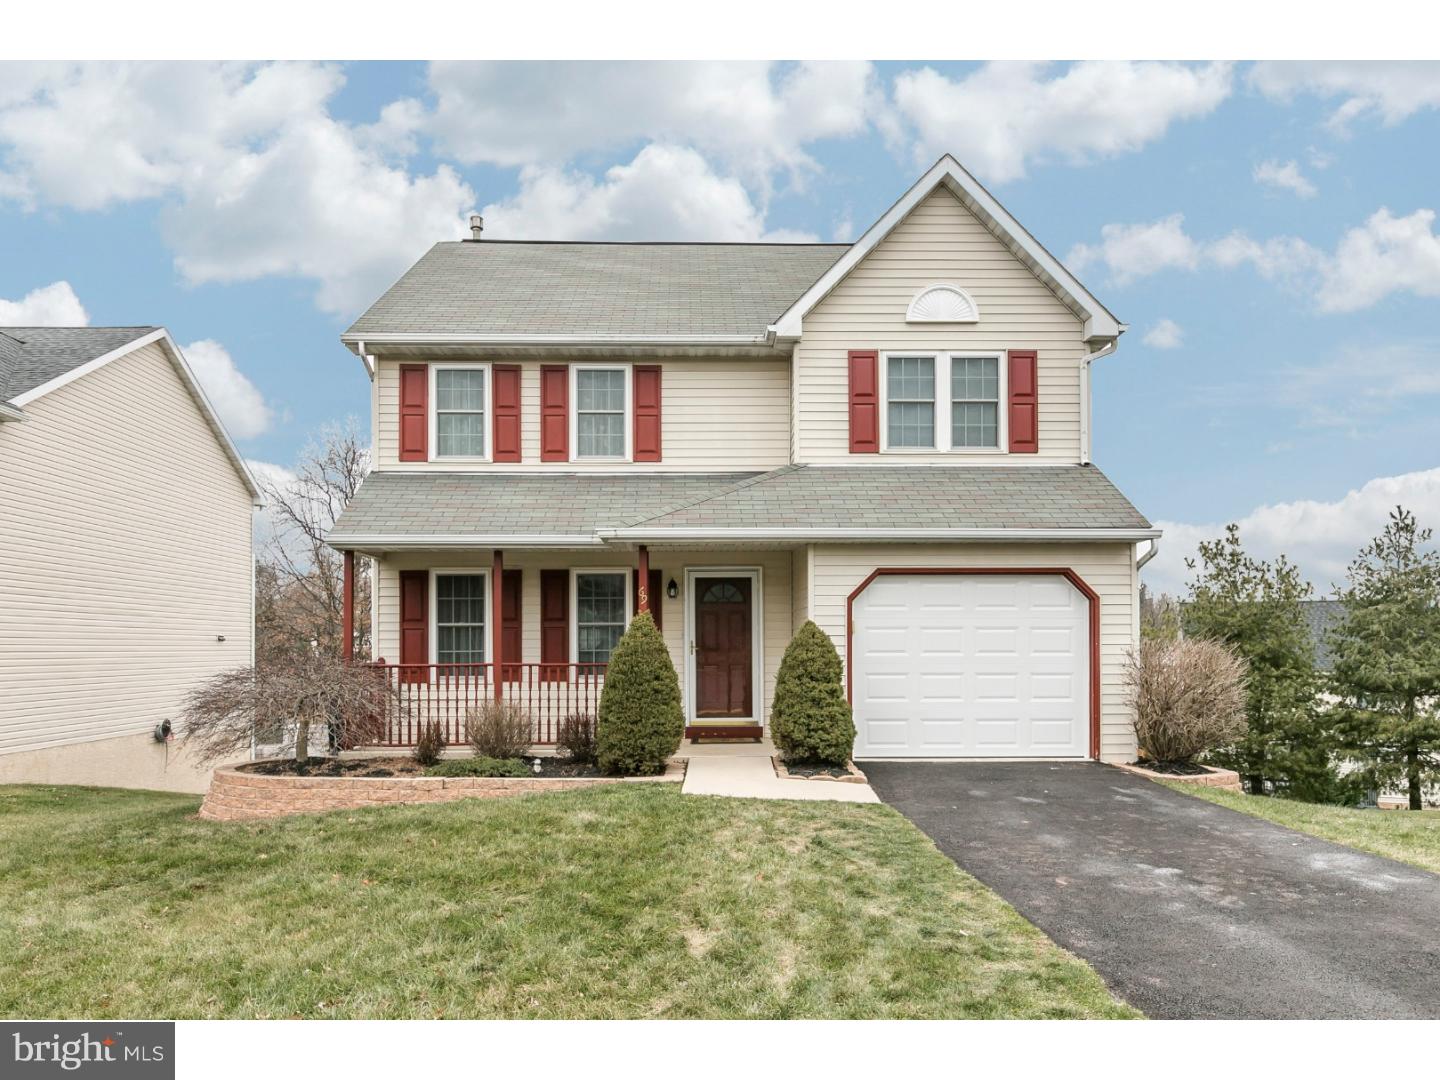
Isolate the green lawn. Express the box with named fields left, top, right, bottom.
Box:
left=0, top=783, right=1136, bottom=1020
left=1166, top=784, right=1440, bottom=875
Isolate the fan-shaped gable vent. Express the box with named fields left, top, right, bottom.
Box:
left=906, top=283, right=980, bottom=324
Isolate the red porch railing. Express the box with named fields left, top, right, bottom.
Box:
left=368, top=662, right=607, bottom=746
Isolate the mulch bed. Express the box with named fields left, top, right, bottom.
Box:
left=241, top=756, right=602, bottom=778
left=1128, top=759, right=1210, bottom=776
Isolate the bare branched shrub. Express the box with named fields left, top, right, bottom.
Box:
left=1124, top=638, right=1249, bottom=764
left=179, top=653, right=400, bottom=766
left=557, top=713, right=597, bottom=765
left=465, top=701, right=534, bottom=759
left=413, top=720, right=447, bottom=767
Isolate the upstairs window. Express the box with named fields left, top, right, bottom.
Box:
left=573, top=366, right=629, bottom=460
left=881, top=352, right=1005, bottom=453
left=433, top=365, right=489, bottom=459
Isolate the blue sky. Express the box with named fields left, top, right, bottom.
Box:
left=2, top=61, right=1438, bottom=594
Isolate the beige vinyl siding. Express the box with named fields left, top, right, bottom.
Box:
left=808, top=543, right=1138, bottom=762
left=794, top=187, right=1085, bottom=464
left=0, top=341, right=255, bottom=774
left=374, top=548, right=792, bottom=723
left=373, top=357, right=791, bottom=472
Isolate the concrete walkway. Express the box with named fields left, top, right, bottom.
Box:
left=679, top=738, right=880, bottom=803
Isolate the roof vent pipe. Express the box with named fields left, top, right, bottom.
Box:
left=469, top=214, right=484, bottom=240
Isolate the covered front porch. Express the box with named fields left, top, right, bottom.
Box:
left=339, top=543, right=799, bottom=747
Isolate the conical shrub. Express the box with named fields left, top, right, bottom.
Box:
left=596, top=611, right=684, bottom=775
left=770, top=620, right=855, bottom=765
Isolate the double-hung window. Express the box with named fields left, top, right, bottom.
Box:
left=881, top=352, right=1004, bottom=452
left=573, top=366, right=629, bottom=460
left=574, top=570, right=630, bottom=665
left=435, top=573, right=487, bottom=666
left=432, top=365, right=489, bottom=459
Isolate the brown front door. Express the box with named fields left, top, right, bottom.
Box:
left=695, top=577, right=753, bottom=717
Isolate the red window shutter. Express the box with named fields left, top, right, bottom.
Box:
left=398, top=364, right=428, bottom=462
left=540, top=365, right=569, bottom=461
left=632, top=568, right=663, bottom=632
left=848, top=350, right=879, bottom=453
left=1007, top=349, right=1039, bottom=454
left=398, top=570, right=428, bottom=683
left=502, top=568, right=523, bottom=681
left=493, top=364, right=522, bottom=462
left=633, top=365, right=662, bottom=462
left=540, top=569, right=569, bottom=682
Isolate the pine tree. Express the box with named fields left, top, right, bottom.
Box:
left=1182, top=524, right=1338, bottom=798
left=1329, top=507, right=1440, bottom=810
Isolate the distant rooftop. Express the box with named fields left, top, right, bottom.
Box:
left=344, top=241, right=849, bottom=339
left=0, top=326, right=158, bottom=404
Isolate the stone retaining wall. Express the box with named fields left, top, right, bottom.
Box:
left=1112, top=761, right=1243, bottom=794
left=200, top=762, right=679, bottom=821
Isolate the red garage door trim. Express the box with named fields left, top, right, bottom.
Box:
left=844, top=567, right=1101, bottom=760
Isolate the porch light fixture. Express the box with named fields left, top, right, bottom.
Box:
left=666, top=578, right=678, bottom=600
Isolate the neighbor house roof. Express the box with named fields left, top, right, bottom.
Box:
left=0, top=325, right=263, bottom=503
left=1302, top=600, right=1346, bottom=672
left=328, top=465, right=1156, bottom=551
left=343, top=242, right=848, bottom=344
left=0, top=326, right=159, bottom=405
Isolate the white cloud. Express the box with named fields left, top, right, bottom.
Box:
left=0, top=280, right=88, bottom=325
left=1250, top=61, right=1440, bottom=133
left=0, top=63, right=474, bottom=315
left=1145, top=467, right=1440, bottom=597
left=1253, top=158, right=1317, bottom=198
left=1070, top=207, right=1440, bottom=312
left=890, top=61, right=1232, bottom=182
left=1281, top=341, right=1440, bottom=433
left=423, top=61, right=878, bottom=194
left=1142, top=318, right=1184, bottom=349
left=180, top=339, right=273, bottom=440
left=1066, top=214, right=1200, bottom=284
left=480, top=144, right=818, bottom=242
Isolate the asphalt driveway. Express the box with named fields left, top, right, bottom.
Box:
left=864, top=761, right=1440, bottom=1019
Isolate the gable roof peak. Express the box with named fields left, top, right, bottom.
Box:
left=771, top=154, right=1122, bottom=343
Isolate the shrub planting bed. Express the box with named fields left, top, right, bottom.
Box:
left=200, top=758, right=683, bottom=821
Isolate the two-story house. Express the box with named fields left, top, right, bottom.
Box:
left=328, top=155, right=1159, bottom=762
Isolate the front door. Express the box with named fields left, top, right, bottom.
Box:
left=694, top=576, right=753, bottom=718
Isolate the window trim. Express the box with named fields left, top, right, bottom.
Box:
left=429, top=568, right=493, bottom=669
left=569, top=567, right=633, bottom=667
left=878, top=350, right=1007, bottom=454
left=428, top=362, right=492, bottom=463
left=569, top=363, right=632, bottom=463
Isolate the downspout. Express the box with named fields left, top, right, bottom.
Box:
left=1079, top=338, right=1119, bottom=465
left=1136, top=538, right=1160, bottom=571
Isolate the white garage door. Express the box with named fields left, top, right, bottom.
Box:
left=851, top=573, right=1090, bottom=759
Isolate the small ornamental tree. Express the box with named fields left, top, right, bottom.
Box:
left=1329, top=508, right=1440, bottom=810
left=179, top=652, right=399, bottom=769
left=1125, top=638, right=1248, bottom=765
left=596, top=612, right=684, bottom=775
left=770, top=621, right=856, bottom=766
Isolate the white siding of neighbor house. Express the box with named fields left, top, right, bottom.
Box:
left=807, top=543, right=1139, bottom=762
left=372, top=548, right=793, bottom=723
left=373, top=356, right=792, bottom=472
left=792, top=187, right=1087, bottom=464
left=0, top=341, right=255, bottom=791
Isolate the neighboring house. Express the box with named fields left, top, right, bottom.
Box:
left=328, top=155, right=1158, bottom=762
left=1300, top=599, right=1344, bottom=673
left=0, top=327, right=262, bottom=792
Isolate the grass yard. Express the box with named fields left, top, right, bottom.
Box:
left=0, top=783, right=1136, bottom=1020
left=1167, top=784, right=1440, bottom=875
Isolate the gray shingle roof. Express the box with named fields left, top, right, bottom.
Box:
left=344, top=242, right=848, bottom=338
left=1302, top=599, right=1346, bottom=672
left=329, top=472, right=762, bottom=540
left=328, top=465, right=1151, bottom=545
left=0, top=326, right=158, bottom=404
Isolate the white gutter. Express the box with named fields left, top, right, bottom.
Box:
left=597, top=526, right=1162, bottom=543
left=1079, top=336, right=1121, bottom=465
left=354, top=339, right=375, bottom=379
left=341, top=332, right=771, bottom=349
left=1136, top=537, right=1161, bottom=570
left=326, top=533, right=604, bottom=550
left=0, top=400, right=26, bottom=422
